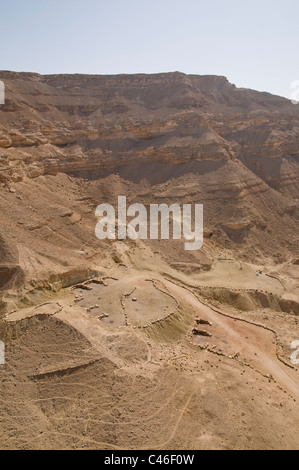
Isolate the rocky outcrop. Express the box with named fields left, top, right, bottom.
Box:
left=225, top=221, right=252, bottom=230
left=0, top=71, right=298, bottom=295
left=0, top=71, right=298, bottom=198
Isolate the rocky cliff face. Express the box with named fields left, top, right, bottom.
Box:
left=0, top=71, right=298, bottom=299
left=0, top=71, right=298, bottom=188
left=0, top=72, right=299, bottom=451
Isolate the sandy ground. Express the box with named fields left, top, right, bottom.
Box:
left=0, top=71, right=298, bottom=450
left=1, top=255, right=298, bottom=450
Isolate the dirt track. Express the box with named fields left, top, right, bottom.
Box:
left=164, top=279, right=299, bottom=401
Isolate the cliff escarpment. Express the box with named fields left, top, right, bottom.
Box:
left=0, top=71, right=298, bottom=301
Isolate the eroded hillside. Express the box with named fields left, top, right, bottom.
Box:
left=0, top=72, right=298, bottom=450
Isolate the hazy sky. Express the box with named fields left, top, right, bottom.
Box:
left=1, top=0, right=299, bottom=99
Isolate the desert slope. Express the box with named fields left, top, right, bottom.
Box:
left=0, top=72, right=298, bottom=450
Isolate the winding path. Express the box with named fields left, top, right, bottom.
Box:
left=164, top=279, right=299, bottom=402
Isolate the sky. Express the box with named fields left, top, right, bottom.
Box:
left=1, top=0, right=299, bottom=100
